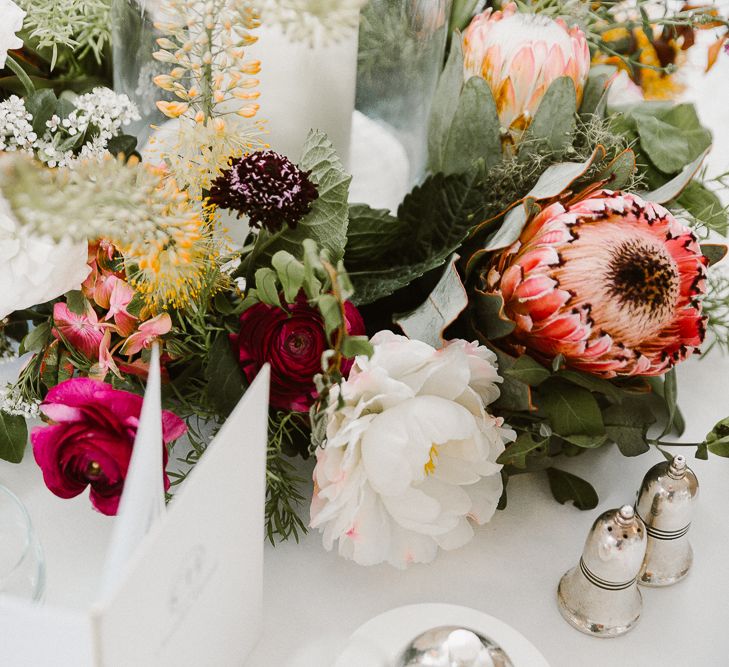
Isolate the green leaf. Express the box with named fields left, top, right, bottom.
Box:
left=580, top=65, right=615, bottom=119
left=603, top=401, right=655, bottom=456
left=65, top=290, right=87, bottom=315
left=106, top=134, right=139, bottom=159
left=127, top=292, right=145, bottom=318
left=704, top=417, right=729, bottom=457
left=537, top=380, right=605, bottom=436
left=25, top=89, right=58, bottom=136
left=678, top=181, right=728, bottom=235
left=441, top=76, right=502, bottom=174
left=700, top=244, right=728, bottom=267
left=205, top=333, right=247, bottom=417
left=0, top=411, right=28, bottom=464
left=645, top=148, right=709, bottom=203
left=483, top=343, right=532, bottom=412
left=596, top=149, right=636, bottom=191
left=634, top=114, right=692, bottom=174
left=345, top=205, right=401, bottom=264
left=546, top=468, right=599, bottom=510
left=257, top=131, right=350, bottom=265
left=505, top=355, right=550, bottom=387
left=254, top=267, right=281, bottom=308
left=315, top=293, right=342, bottom=337
left=561, top=433, right=608, bottom=448
left=271, top=251, right=305, bottom=303
left=557, top=369, right=624, bottom=404
left=519, top=77, right=577, bottom=157
left=472, top=288, right=516, bottom=339
left=340, top=335, right=373, bottom=359
left=213, top=291, right=237, bottom=315
left=497, top=432, right=549, bottom=469
left=661, top=368, right=678, bottom=438
left=395, top=255, right=468, bottom=348
left=20, top=321, right=51, bottom=356
left=428, top=36, right=465, bottom=173
left=347, top=167, right=485, bottom=305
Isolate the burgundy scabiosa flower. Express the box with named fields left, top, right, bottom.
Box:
left=31, top=378, right=186, bottom=515
left=208, top=151, right=318, bottom=233
left=482, top=190, right=708, bottom=377
left=231, top=291, right=366, bottom=412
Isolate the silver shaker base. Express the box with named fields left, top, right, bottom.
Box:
left=639, top=541, right=693, bottom=587
left=557, top=572, right=642, bottom=638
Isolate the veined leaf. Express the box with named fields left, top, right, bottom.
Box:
left=546, top=468, right=598, bottom=510
left=0, top=411, right=28, bottom=464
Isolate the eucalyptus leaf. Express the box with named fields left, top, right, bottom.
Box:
left=579, top=65, right=615, bottom=119
left=0, top=412, right=27, bottom=464
left=519, top=77, right=577, bottom=157
left=557, top=369, right=624, bottom=404
left=316, top=293, right=342, bottom=337
left=546, top=468, right=599, bottom=510
left=472, top=289, right=515, bottom=339
left=677, top=181, right=728, bottom=235
left=441, top=76, right=501, bottom=174
left=205, top=333, right=246, bottom=417
left=505, top=355, right=551, bottom=387
left=603, top=401, right=655, bottom=457
left=595, top=149, right=636, bottom=190
left=20, top=321, right=51, bottom=356
left=271, top=251, right=305, bottom=303
left=254, top=267, right=281, bottom=308
left=340, top=335, right=374, bottom=359
left=644, top=148, right=709, bottom=203
left=483, top=343, right=532, bottom=412
left=497, top=432, right=548, bottom=469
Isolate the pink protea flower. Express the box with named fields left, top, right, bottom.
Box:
left=52, top=302, right=106, bottom=360
left=462, top=3, right=590, bottom=140
left=483, top=190, right=708, bottom=377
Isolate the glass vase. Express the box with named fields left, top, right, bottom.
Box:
left=0, top=484, right=45, bottom=602
left=352, top=0, right=452, bottom=210
left=111, top=0, right=172, bottom=146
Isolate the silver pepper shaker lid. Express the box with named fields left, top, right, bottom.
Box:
left=636, top=454, right=698, bottom=586
left=557, top=505, right=647, bottom=637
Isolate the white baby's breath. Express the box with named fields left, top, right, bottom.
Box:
left=0, top=383, right=40, bottom=419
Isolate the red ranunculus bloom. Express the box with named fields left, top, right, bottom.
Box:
left=231, top=291, right=366, bottom=412
left=31, top=378, right=187, bottom=515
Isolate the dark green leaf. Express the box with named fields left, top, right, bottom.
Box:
left=519, top=77, right=577, bottom=157
left=441, top=76, right=501, bottom=174
left=537, top=380, right=604, bottom=436
left=700, top=244, right=728, bottom=267
left=472, top=289, right=516, bottom=339
left=20, top=321, right=51, bottom=355
left=107, top=133, right=138, bottom=158
left=205, top=333, right=246, bottom=417
left=213, top=291, right=236, bottom=315
left=603, top=401, right=655, bottom=456
left=546, top=468, right=599, bottom=510
left=678, top=181, right=728, bottom=235
left=557, top=369, right=624, bottom=404
left=505, top=355, right=550, bottom=387
left=0, top=411, right=28, bottom=464
left=485, top=343, right=532, bottom=412
left=127, top=292, right=145, bottom=318
left=25, top=89, right=58, bottom=136
left=580, top=65, right=615, bottom=119
left=704, top=416, right=729, bottom=457
left=595, top=149, right=636, bottom=190
left=497, top=431, right=548, bottom=468
left=561, top=433, right=608, bottom=449
left=661, top=368, right=678, bottom=438
left=65, top=290, right=87, bottom=315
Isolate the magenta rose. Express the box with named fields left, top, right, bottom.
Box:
left=231, top=291, right=366, bottom=412
left=31, top=378, right=187, bottom=515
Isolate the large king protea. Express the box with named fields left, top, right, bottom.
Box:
left=462, top=2, right=590, bottom=140
left=482, top=190, right=708, bottom=377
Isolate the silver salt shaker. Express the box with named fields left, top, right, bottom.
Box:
left=636, top=454, right=698, bottom=586
left=557, top=505, right=647, bottom=637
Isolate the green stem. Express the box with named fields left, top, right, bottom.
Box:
left=5, top=56, right=35, bottom=97
left=241, top=229, right=286, bottom=288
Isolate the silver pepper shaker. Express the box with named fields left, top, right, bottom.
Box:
left=557, top=505, right=647, bottom=637
left=636, top=454, right=698, bottom=586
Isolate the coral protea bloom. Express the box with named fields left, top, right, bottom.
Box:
left=463, top=3, right=590, bottom=140
left=483, top=190, right=708, bottom=377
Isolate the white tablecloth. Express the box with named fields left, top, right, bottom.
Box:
left=245, top=37, right=729, bottom=667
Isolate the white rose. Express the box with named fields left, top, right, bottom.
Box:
left=0, top=0, right=25, bottom=69
left=310, top=331, right=515, bottom=569
left=0, top=197, right=90, bottom=319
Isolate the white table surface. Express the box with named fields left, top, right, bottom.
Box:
left=245, top=36, right=729, bottom=667
left=0, top=32, right=727, bottom=667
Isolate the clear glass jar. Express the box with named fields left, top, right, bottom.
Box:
left=352, top=0, right=452, bottom=209
left=0, top=484, right=45, bottom=602
left=111, top=0, right=172, bottom=145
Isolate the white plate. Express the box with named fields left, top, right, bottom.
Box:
left=334, top=603, right=550, bottom=667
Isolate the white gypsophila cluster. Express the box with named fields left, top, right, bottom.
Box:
left=0, top=88, right=140, bottom=168
left=0, top=383, right=40, bottom=419
left=259, top=0, right=367, bottom=45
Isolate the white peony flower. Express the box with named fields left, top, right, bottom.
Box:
left=0, top=196, right=90, bottom=319
left=0, top=0, right=25, bottom=69
left=310, top=331, right=515, bottom=569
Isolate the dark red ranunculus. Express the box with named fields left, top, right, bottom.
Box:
left=31, top=378, right=187, bottom=515
left=231, top=291, right=366, bottom=412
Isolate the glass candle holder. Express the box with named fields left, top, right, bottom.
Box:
left=0, top=484, right=45, bottom=602
left=354, top=0, right=452, bottom=200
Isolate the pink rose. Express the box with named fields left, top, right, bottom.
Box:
left=231, top=291, right=366, bottom=412
left=31, top=378, right=186, bottom=515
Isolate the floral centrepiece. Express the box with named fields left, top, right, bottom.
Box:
left=31, top=378, right=186, bottom=515
left=232, top=291, right=365, bottom=412
left=482, top=190, right=708, bottom=377
left=462, top=2, right=590, bottom=141
left=310, top=331, right=514, bottom=568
